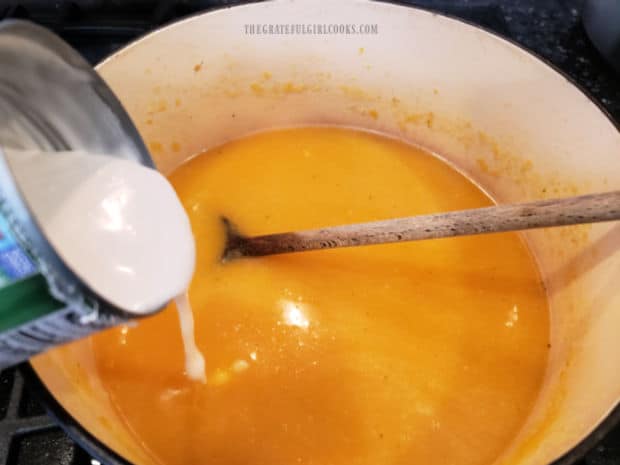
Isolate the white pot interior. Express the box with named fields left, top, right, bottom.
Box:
left=31, top=1, right=620, bottom=464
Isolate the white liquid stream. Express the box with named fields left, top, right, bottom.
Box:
left=5, top=149, right=206, bottom=382
left=174, top=293, right=206, bottom=383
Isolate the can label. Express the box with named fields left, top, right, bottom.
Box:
left=0, top=293, right=121, bottom=367
left=0, top=212, right=124, bottom=367
left=0, top=213, right=37, bottom=287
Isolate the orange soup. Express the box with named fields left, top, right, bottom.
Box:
left=92, top=127, right=549, bottom=465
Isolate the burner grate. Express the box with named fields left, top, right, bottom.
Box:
left=0, top=369, right=94, bottom=464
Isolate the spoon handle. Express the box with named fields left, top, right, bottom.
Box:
left=224, top=190, right=620, bottom=259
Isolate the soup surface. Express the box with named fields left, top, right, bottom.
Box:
left=92, top=127, right=549, bottom=465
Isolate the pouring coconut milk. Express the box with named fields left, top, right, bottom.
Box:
left=5, top=149, right=206, bottom=382
left=0, top=20, right=205, bottom=375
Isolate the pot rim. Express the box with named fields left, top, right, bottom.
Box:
left=22, top=1, right=620, bottom=464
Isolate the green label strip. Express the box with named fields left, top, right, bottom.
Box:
left=0, top=274, right=64, bottom=333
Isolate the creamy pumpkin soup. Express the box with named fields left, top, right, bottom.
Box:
left=92, top=127, right=549, bottom=465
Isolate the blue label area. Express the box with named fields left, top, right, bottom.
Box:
left=0, top=214, right=37, bottom=284
left=0, top=214, right=14, bottom=252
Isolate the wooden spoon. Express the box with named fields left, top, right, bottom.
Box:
left=222, top=190, right=620, bottom=261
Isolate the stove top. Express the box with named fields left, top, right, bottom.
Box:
left=0, top=1, right=618, bottom=464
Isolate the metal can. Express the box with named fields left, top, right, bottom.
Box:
left=0, top=20, right=158, bottom=368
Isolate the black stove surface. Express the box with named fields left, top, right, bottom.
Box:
left=0, top=1, right=618, bottom=464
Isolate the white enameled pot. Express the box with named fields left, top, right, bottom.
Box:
left=26, top=2, right=620, bottom=464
